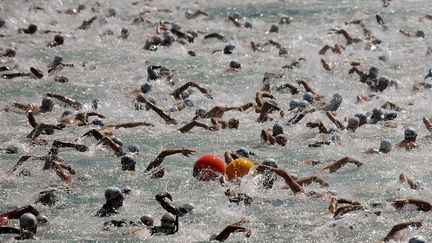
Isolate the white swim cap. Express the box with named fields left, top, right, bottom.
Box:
left=19, top=213, right=37, bottom=230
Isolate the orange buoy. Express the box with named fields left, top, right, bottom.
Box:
left=193, top=154, right=226, bottom=180
left=226, top=158, right=254, bottom=181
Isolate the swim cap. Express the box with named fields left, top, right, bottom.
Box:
left=44, top=127, right=55, bottom=135
left=379, top=138, right=392, bottom=153
left=195, top=107, right=207, bottom=117
left=226, top=158, right=255, bottom=180
left=121, top=156, right=136, bottom=170
left=303, top=92, right=314, bottom=102
left=53, top=55, right=63, bottom=63
left=325, top=93, right=343, bottom=111
left=404, top=128, right=417, bottom=139
left=41, top=98, right=54, bottom=111
left=19, top=213, right=37, bottom=230
left=27, top=24, right=37, bottom=33
left=368, top=66, right=379, bottom=79
left=162, top=31, right=175, bottom=45
left=106, top=8, right=116, bottom=17
left=416, top=30, right=425, bottom=38
left=140, top=214, right=154, bottom=226
left=262, top=158, right=278, bottom=168
left=61, top=110, right=73, bottom=118
left=160, top=213, right=176, bottom=228
left=178, top=202, right=195, bottom=216
left=54, top=35, right=64, bottom=44
left=127, top=144, right=139, bottom=153
left=269, top=24, right=279, bottom=33
left=183, top=98, right=194, bottom=107
left=186, top=32, right=197, bottom=43
left=193, top=154, right=226, bottom=180
left=36, top=215, right=49, bottom=225
left=91, top=99, right=99, bottom=110
left=408, top=236, right=426, bottom=243
left=289, top=99, right=300, bottom=110
left=104, top=187, right=123, bottom=201
left=5, top=145, right=18, bottom=154
left=229, top=60, right=241, bottom=69
left=92, top=119, right=105, bottom=126
left=77, top=4, right=86, bottom=11
left=230, top=12, right=241, bottom=20
left=224, top=44, right=236, bottom=54
left=272, top=123, right=284, bottom=136
left=160, top=66, right=170, bottom=76
left=244, top=22, right=253, bottom=28
left=278, top=47, right=288, bottom=55
left=347, top=117, right=360, bottom=130
left=233, top=148, right=252, bottom=158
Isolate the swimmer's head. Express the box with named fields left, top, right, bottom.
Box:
left=368, top=66, right=379, bottom=79
left=105, top=186, right=124, bottom=201
left=54, top=35, right=64, bottom=44
left=289, top=99, right=300, bottom=110
left=347, top=117, right=360, bottom=131
left=228, top=118, right=239, bottom=129
left=6, top=145, right=19, bottom=154
left=122, top=186, right=132, bottom=195
left=160, top=66, right=171, bottom=76
left=275, top=134, right=287, bottom=146
left=272, top=123, right=284, bottom=136
left=77, top=4, right=86, bottom=11
left=269, top=24, right=279, bottom=33
left=372, top=107, right=383, bottom=117
left=140, top=214, right=154, bottom=227
left=303, top=92, right=314, bottom=103
left=229, top=60, right=241, bottom=69
left=178, top=202, right=195, bottom=216
left=183, top=98, right=194, bottom=107
left=121, top=156, right=136, bottom=171
left=162, top=31, right=175, bottom=45
left=404, top=128, right=417, bottom=140
left=141, top=83, right=152, bottom=94
left=44, top=127, right=55, bottom=135
left=186, top=31, right=197, bottom=43
left=224, top=44, right=236, bottom=54
left=244, top=21, right=253, bottom=28
left=416, top=30, right=425, bottom=38
left=262, top=158, right=278, bottom=168
left=92, top=119, right=105, bottom=127
left=379, top=138, right=392, bottom=153
left=278, top=47, right=288, bottom=55
left=355, top=113, right=368, bottom=125
left=160, top=213, right=176, bottom=229
left=91, top=99, right=100, bottom=110
left=127, top=144, right=139, bottom=153
left=19, top=213, right=37, bottom=232
left=41, top=98, right=54, bottom=112
left=195, top=107, right=207, bottom=117
left=233, top=148, right=252, bottom=158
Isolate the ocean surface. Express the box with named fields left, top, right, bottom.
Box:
left=1, top=0, right=432, bottom=242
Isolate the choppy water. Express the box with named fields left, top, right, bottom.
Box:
left=1, top=0, right=432, bottom=242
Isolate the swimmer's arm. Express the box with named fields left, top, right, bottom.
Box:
left=328, top=198, right=338, bottom=213
left=12, top=103, right=34, bottom=111
left=82, top=129, right=104, bottom=140
left=0, top=205, right=39, bottom=220
left=381, top=101, right=402, bottom=111
left=405, top=198, right=432, bottom=211
left=0, top=226, right=20, bottom=234
left=26, top=110, right=38, bottom=128
left=399, top=29, right=412, bottom=37
left=136, top=94, right=177, bottom=125
left=211, top=118, right=227, bottom=129
left=275, top=83, right=299, bottom=94
left=224, top=152, right=235, bottom=164
left=333, top=205, right=365, bottom=219
left=296, top=176, right=329, bottom=187
left=85, top=112, right=105, bottom=119
left=260, top=129, right=275, bottom=145
left=98, top=137, right=125, bottom=156
left=399, top=173, right=418, bottom=190
left=318, top=45, right=332, bottom=55
left=257, top=102, right=282, bottom=122
left=8, top=155, right=47, bottom=174
left=422, top=117, right=432, bottom=132
left=170, top=82, right=196, bottom=99
left=112, top=121, right=154, bottom=129
left=306, top=120, right=331, bottom=134
left=255, top=92, right=270, bottom=107
left=383, top=221, right=422, bottom=242
left=212, top=225, right=251, bottom=242
left=45, top=93, right=82, bottom=110
left=178, top=120, right=211, bottom=133
left=145, top=148, right=196, bottom=171
left=257, top=165, right=304, bottom=194
left=52, top=161, right=73, bottom=185
left=52, top=140, right=88, bottom=152
left=296, top=80, right=318, bottom=96
left=348, top=67, right=367, bottom=81
left=325, top=111, right=345, bottom=130
left=321, top=156, right=362, bottom=173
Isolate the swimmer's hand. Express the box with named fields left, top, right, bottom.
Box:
left=181, top=149, right=195, bottom=157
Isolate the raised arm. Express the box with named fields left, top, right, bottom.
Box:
left=261, top=128, right=276, bottom=145
left=256, top=165, right=304, bottom=194
left=97, top=137, right=125, bottom=156
left=136, top=94, right=177, bottom=125
left=46, top=93, right=82, bottom=110
left=295, top=176, right=329, bottom=187
left=383, top=221, right=422, bottom=242
left=297, top=80, right=319, bottom=97
left=52, top=140, right=88, bottom=152
left=111, top=121, right=154, bottom=129
left=321, top=156, right=363, bottom=173
left=8, top=155, right=46, bottom=174
left=145, top=148, right=195, bottom=172
left=325, top=111, right=345, bottom=130
left=399, top=173, right=418, bottom=190
left=212, top=218, right=251, bottom=242
left=82, top=129, right=104, bottom=140
left=178, top=120, right=211, bottom=133
left=423, top=117, right=432, bottom=132
left=26, top=110, right=38, bottom=128
left=392, top=198, right=431, bottom=212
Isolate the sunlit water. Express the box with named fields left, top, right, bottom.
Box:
left=1, top=0, right=432, bottom=242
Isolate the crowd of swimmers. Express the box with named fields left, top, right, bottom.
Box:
left=0, top=0, right=431, bottom=242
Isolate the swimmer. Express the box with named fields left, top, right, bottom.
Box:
left=320, top=58, right=332, bottom=71
left=96, top=187, right=125, bottom=217
left=196, top=104, right=253, bottom=120
left=306, top=119, right=334, bottom=134
left=45, top=93, right=82, bottom=110
left=281, top=57, right=306, bottom=69
left=26, top=111, right=66, bottom=141
left=0, top=205, right=40, bottom=226
left=204, top=33, right=227, bottom=42
left=397, top=128, right=418, bottom=149
left=210, top=218, right=251, bottom=242
left=18, top=24, right=37, bottom=34
left=47, top=56, right=74, bottom=73
left=399, top=29, right=425, bottom=38
left=178, top=118, right=239, bottom=133
left=325, top=111, right=360, bottom=132
left=60, top=111, right=106, bottom=126
left=328, top=197, right=361, bottom=214
left=185, top=10, right=209, bottom=19
left=136, top=94, right=177, bottom=124
left=261, top=125, right=287, bottom=146
left=392, top=198, right=431, bottom=212
left=383, top=221, right=422, bottom=242
left=321, top=156, right=363, bottom=173
left=0, top=213, right=39, bottom=240
left=1, top=67, right=43, bottom=79
left=256, top=100, right=284, bottom=122
left=349, top=65, right=379, bottom=83
left=328, top=28, right=361, bottom=46
left=364, top=138, right=393, bottom=154
left=224, top=189, right=253, bottom=205
left=4, top=98, right=54, bottom=114
left=170, top=81, right=212, bottom=100
left=260, top=73, right=284, bottom=92
left=144, top=148, right=195, bottom=178
left=399, top=173, right=418, bottom=190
